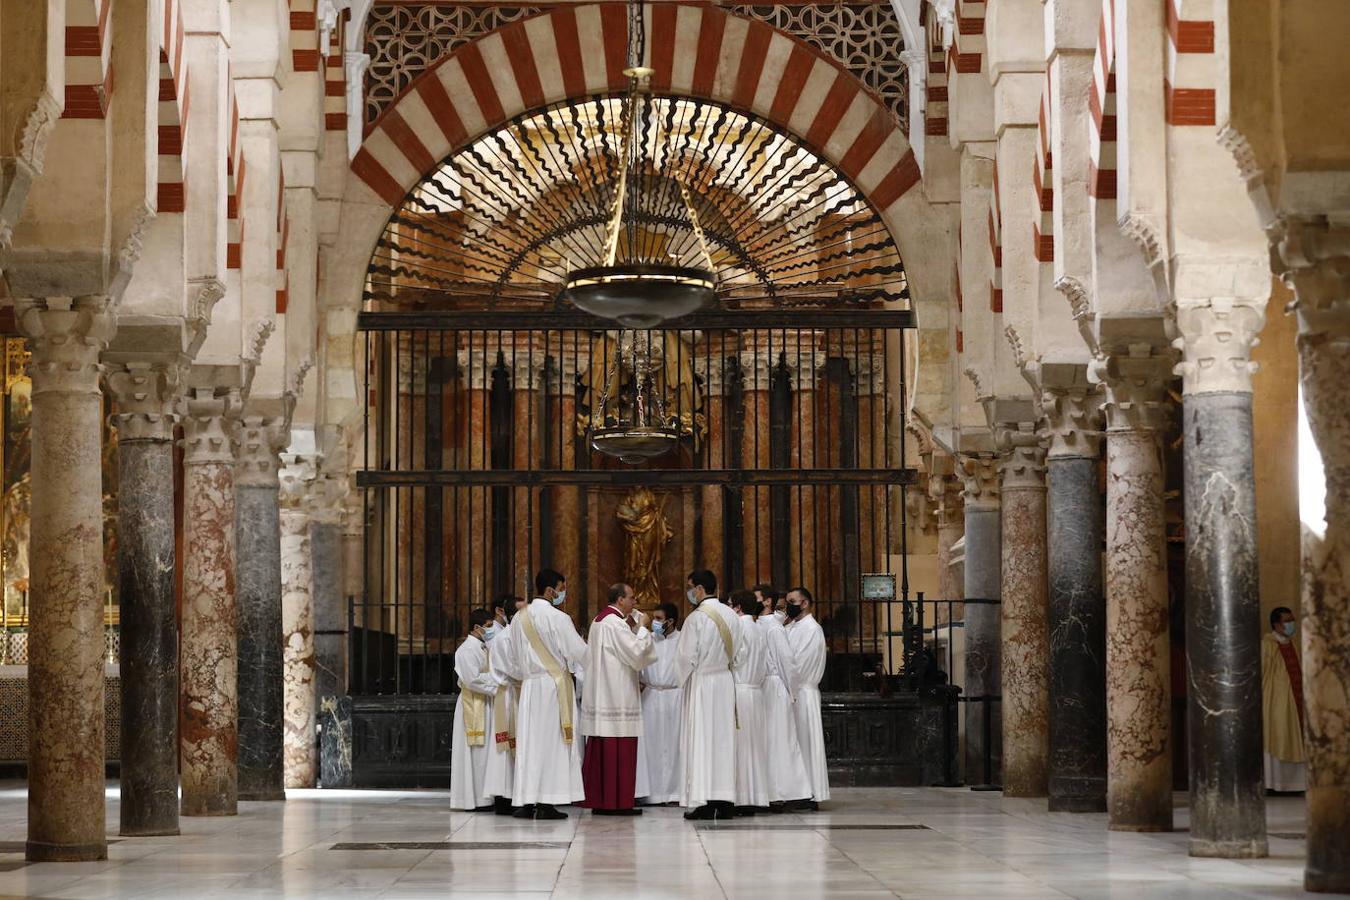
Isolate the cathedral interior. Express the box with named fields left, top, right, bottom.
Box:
left=0, top=0, right=1345, bottom=896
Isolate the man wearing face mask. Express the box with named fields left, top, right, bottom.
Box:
left=495, top=568, right=589, bottom=819
left=674, top=569, right=745, bottom=819
left=485, top=595, right=528, bottom=815
left=635, top=602, right=684, bottom=805
left=450, top=608, right=501, bottom=811
left=578, top=583, right=656, bottom=815
left=729, top=590, right=770, bottom=814
left=784, top=587, right=830, bottom=809
left=756, top=587, right=812, bottom=810
left=1262, top=606, right=1306, bottom=794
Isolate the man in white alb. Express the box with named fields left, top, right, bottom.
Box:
left=728, top=590, right=770, bottom=814
left=450, top=608, right=500, bottom=811
left=636, top=602, right=684, bottom=805
left=674, top=569, right=744, bottom=820
left=785, top=586, right=830, bottom=809
left=756, top=586, right=813, bottom=810
left=496, top=568, right=588, bottom=819
left=484, top=594, right=526, bottom=815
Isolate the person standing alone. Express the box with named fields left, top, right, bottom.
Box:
left=1262, top=606, right=1306, bottom=794
left=785, top=586, right=830, bottom=809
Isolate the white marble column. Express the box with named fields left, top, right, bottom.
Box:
left=280, top=457, right=317, bottom=789
left=18, top=297, right=116, bottom=861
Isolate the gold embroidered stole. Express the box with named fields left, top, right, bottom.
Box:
left=493, top=648, right=516, bottom=752
left=519, top=606, right=576, bottom=744
left=457, top=645, right=490, bottom=747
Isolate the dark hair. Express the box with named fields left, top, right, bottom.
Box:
left=535, top=568, right=566, bottom=595
left=788, top=586, right=813, bottom=604
left=688, top=569, right=717, bottom=595
left=729, top=589, right=762, bottom=617
left=468, top=608, right=494, bottom=630
left=608, top=583, right=631, bottom=605
left=752, top=582, right=775, bottom=596
left=1270, top=606, right=1293, bottom=628
left=656, top=602, right=680, bottom=624
left=491, top=594, right=512, bottom=613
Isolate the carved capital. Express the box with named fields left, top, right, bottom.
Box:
left=234, top=416, right=289, bottom=487
left=16, top=297, right=117, bottom=396
left=306, top=471, right=347, bottom=525
left=958, top=453, right=1000, bottom=510
left=994, top=423, right=1047, bottom=491
left=1172, top=298, right=1266, bottom=395
left=929, top=471, right=964, bottom=530
left=1042, top=380, right=1104, bottom=459
left=1089, top=351, right=1176, bottom=433
left=181, top=390, right=240, bottom=465
left=106, top=361, right=183, bottom=443
left=1273, top=218, right=1350, bottom=342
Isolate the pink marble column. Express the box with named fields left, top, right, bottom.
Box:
left=279, top=462, right=316, bottom=789
left=997, top=431, right=1050, bottom=798
left=1093, top=350, right=1175, bottom=832
left=18, top=297, right=115, bottom=861
left=550, top=356, right=580, bottom=597
left=180, top=390, right=240, bottom=817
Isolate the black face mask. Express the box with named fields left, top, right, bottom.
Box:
left=785, top=602, right=803, bottom=620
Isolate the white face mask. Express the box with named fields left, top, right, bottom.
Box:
left=551, top=590, right=567, bottom=607
left=1282, top=621, right=1296, bottom=637
left=482, top=621, right=501, bottom=643
left=773, top=610, right=788, bottom=624
left=652, top=620, right=666, bottom=637
left=686, top=588, right=699, bottom=605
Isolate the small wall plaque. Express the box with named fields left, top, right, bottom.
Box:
left=861, top=573, right=896, bottom=601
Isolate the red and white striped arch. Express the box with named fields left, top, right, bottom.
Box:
left=64, top=0, right=113, bottom=119
left=924, top=11, right=948, bottom=138
left=277, top=173, right=289, bottom=314
left=946, top=0, right=985, bottom=79
left=324, top=11, right=349, bottom=133
left=157, top=0, right=189, bottom=212
left=988, top=159, right=1002, bottom=313
left=351, top=3, right=921, bottom=225
left=1088, top=0, right=1117, bottom=199
left=1032, top=72, right=1053, bottom=263
left=1165, top=0, right=1215, bottom=126
left=227, top=82, right=246, bottom=269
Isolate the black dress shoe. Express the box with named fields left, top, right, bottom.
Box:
left=512, top=804, right=538, bottom=819
left=684, top=805, right=718, bottom=820
left=768, top=801, right=787, bottom=814
left=473, top=804, right=496, bottom=812
left=784, top=798, right=818, bottom=812
left=733, top=806, right=758, bottom=817
left=494, top=797, right=515, bottom=816
left=593, top=808, right=643, bottom=816
left=533, top=804, right=568, bottom=820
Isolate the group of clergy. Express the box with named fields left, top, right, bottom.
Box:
left=449, top=567, right=831, bottom=820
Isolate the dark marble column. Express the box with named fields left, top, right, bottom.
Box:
left=1042, top=371, right=1107, bottom=812
left=959, top=453, right=1001, bottom=787
left=1093, top=348, right=1174, bottom=832
left=17, top=298, right=115, bottom=861
left=1177, top=298, right=1269, bottom=859
left=234, top=417, right=286, bottom=801
left=311, top=507, right=345, bottom=708
left=1276, top=230, right=1350, bottom=894
left=108, top=363, right=181, bottom=836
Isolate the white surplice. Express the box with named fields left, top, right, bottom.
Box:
left=733, top=614, right=771, bottom=808
left=483, top=621, right=519, bottom=801
left=579, top=608, right=656, bottom=737
left=674, top=597, right=745, bottom=807
left=450, top=634, right=498, bottom=810
left=758, top=614, right=812, bottom=802
left=786, top=612, right=831, bottom=801
left=636, top=631, right=685, bottom=803
left=497, top=598, right=588, bottom=806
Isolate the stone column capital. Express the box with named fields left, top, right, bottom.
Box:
left=235, top=416, right=289, bottom=487
left=1273, top=218, right=1350, bottom=341
left=15, top=297, right=116, bottom=397
left=106, top=361, right=183, bottom=443
left=1089, top=351, right=1176, bottom=433
left=995, top=421, right=1048, bottom=491
left=279, top=455, right=317, bottom=513
left=1041, top=371, right=1104, bottom=459
left=959, top=453, right=1001, bottom=509
left=306, top=471, right=347, bottom=525
left=929, top=472, right=964, bottom=529
left=181, top=389, right=240, bottom=465
left=1172, top=298, right=1267, bottom=395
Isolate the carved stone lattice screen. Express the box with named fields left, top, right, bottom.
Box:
left=363, top=3, right=907, bottom=131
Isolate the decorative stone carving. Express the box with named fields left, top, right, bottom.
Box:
left=186, top=277, right=226, bottom=357
left=182, top=393, right=239, bottom=465
left=997, top=434, right=1048, bottom=492
left=1172, top=299, right=1266, bottom=395
left=1041, top=365, right=1104, bottom=460
left=18, top=93, right=62, bottom=176
left=234, top=417, right=289, bottom=488
left=107, top=363, right=182, bottom=443
left=16, top=297, right=116, bottom=396
left=1090, top=350, right=1175, bottom=433
left=959, top=453, right=1000, bottom=509
left=1055, top=276, right=1100, bottom=357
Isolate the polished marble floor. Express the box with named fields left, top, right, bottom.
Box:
left=0, top=783, right=1313, bottom=899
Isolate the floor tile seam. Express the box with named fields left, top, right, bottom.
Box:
left=689, top=817, right=733, bottom=900
left=809, top=831, right=904, bottom=898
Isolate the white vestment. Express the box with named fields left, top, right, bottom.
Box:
left=637, top=631, right=685, bottom=803
left=483, top=621, right=519, bottom=801
left=579, top=608, right=656, bottom=736
left=675, top=597, right=745, bottom=806
left=450, top=635, right=498, bottom=810
left=733, top=615, right=771, bottom=807
left=498, top=598, right=588, bottom=805
left=759, top=614, right=812, bottom=802
left=786, top=612, right=831, bottom=801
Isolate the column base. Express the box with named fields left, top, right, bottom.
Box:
left=1189, top=838, right=1268, bottom=859
left=26, top=840, right=108, bottom=862
left=239, top=790, right=287, bottom=802
left=1048, top=796, right=1107, bottom=813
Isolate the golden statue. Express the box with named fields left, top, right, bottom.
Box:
left=616, top=486, right=672, bottom=606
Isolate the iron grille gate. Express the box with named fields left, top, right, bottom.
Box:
left=352, top=308, right=917, bottom=697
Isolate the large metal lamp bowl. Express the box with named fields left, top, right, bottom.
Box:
left=590, top=425, right=681, bottom=464
left=563, top=263, right=716, bottom=328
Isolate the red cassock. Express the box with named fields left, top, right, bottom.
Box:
left=580, top=606, right=640, bottom=811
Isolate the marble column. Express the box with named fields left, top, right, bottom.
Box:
left=1277, top=223, right=1350, bottom=893
left=280, top=460, right=317, bottom=789
left=234, top=417, right=286, bottom=801
left=1175, top=299, right=1269, bottom=858
left=18, top=297, right=115, bottom=861
left=549, top=356, right=580, bottom=601
left=1092, top=350, right=1174, bottom=832
left=108, top=363, right=181, bottom=836
left=1041, top=373, right=1107, bottom=812
left=997, top=428, right=1050, bottom=798
left=959, top=453, right=1001, bottom=787
left=310, top=472, right=347, bottom=708
left=932, top=473, right=964, bottom=626
left=181, top=390, right=240, bottom=817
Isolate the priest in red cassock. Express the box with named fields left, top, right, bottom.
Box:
left=579, top=583, right=657, bottom=815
